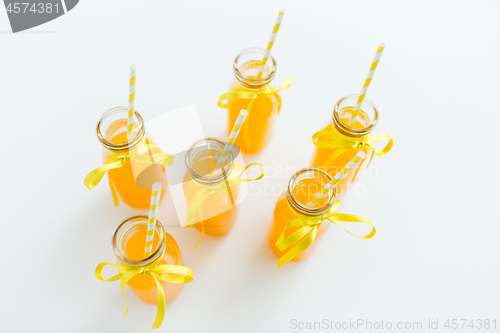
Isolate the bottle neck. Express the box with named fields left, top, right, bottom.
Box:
left=96, top=106, right=146, bottom=155
left=233, top=47, right=277, bottom=90
left=286, top=168, right=337, bottom=217
left=112, top=215, right=166, bottom=268
left=331, top=94, right=379, bottom=138
left=185, top=137, right=235, bottom=187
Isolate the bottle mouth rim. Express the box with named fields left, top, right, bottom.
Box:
left=185, top=137, right=235, bottom=185
left=332, top=94, right=379, bottom=138
left=233, top=47, right=277, bottom=89
left=286, top=168, right=337, bottom=216
left=96, top=106, right=146, bottom=153
left=112, top=214, right=166, bottom=268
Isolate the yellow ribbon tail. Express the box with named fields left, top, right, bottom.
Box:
left=184, top=188, right=212, bottom=227
left=370, top=133, right=393, bottom=156
left=84, top=157, right=125, bottom=189
left=242, top=98, right=256, bottom=149
left=118, top=271, right=137, bottom=318
left=323, top=148, right=350, bottom=172
left=276, top=219, right=315, bottom=251
left=274, top=200, right=338, bottom=268
left=277, top=227, right=318, bottom=269
left=276, top=78, right=292, bottom=115
left=328, top=213, right=376, bottom=239
left=108, top=177, right=119, bottom=206
left=275, top=200, right=376, bottom=269
left=151, top=277, right=165, bottom=330
left=351, top=152, right=373, bottom=182
left=194, top=221, right=204, bottom=248
left=183, top=163, right=265, bottom=245
left=95, top=262, right=134, bottom=318
left=95, top=262, right=194, bottom=329
left=84, top=145, right=174, bottom=190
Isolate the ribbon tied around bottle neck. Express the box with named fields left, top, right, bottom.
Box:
left=276, top=200, right=376, bottom=269
left=184, top=162, right=265, bottom=245
left=217, top=78, right=292, bottom=110
left=83, top=144, right=174, bottom=205
left=217, top=78, right=292, bottom=149
left=95, top=258, right=193, bottom=329
left=311, top=129, right=393, bottom=180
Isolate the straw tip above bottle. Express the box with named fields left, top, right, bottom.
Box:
left=279, top=9, right=286, bottom=14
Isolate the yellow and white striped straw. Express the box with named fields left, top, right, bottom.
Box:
left=306, top=151, right=367, bottom=208
left=256, top=9, right=286, bottom=78
left=214, top=109, right=249, bottom=171
left=127, top=64, right=137, bottom=140
left=144, top=182, right=162, bottom=256
left=348, top=44, right=385, bottom=126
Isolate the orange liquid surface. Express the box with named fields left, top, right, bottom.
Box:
left=311, top=110, right=373, bottom=195
left=121, top=228, right=185, bottom=305
left=183, top=156, right=239, bottom=236
left=104, top=121, right=167, bottom=208
left=228, top=61, right=281, bottom=154
left=269, top=178, right=331, bottom=261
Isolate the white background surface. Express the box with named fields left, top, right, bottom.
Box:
left=1, top=1, right=499, bottom=332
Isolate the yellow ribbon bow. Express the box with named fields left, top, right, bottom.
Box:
left=218, top=78, right=292, bottom=148
left=83, top=144, right=174, bottom=205
left=95, top=261, right=194, bottom=329
left=311, top=129, right=393, bottom=180
left=276, top=200, right=376, bottom=269
left=184, top=162, right=265, bottom=243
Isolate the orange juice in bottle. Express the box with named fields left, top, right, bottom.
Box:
left=183, top=138, right=239, bottom=236
left=112, top=215, right=185, bottom=304
left=225, top=48, right=282, bottom=154
left=96, top=107, right=167, bottom=208
left=269, top=168, right=337, bottom=261
left=311, top=95, right=379, bottom=195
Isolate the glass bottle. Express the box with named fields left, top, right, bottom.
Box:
left=226, top=47, right=281, bottom=154
left=112, top=215, right=185, bottom=304
left=96, top=106, right=167, bottom=208
left=269, top=168, right=337, bottom=261
left=182, top=137, right=239, bottom=236
left=311, top=95, right=378, bottom=195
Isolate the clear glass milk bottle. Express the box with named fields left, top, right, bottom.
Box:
left=219, top=47, right=291, bottom=154
left=310, top=95, right=393, bottom=195
left=269, top=167, right=376, bottom=269
left=112, top=215, right=186, bottom=304
left=86, top=106, right=170, bottom=208
left=182, top=137, right=240, bottom=236
left=269, top=168, right=337, bottom=262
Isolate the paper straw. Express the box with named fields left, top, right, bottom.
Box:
left=127, top=64, right=137, bottom=140
left=348, top=44, right=385, bottom=126
left=256, top=10, right=286, bottom=78
left=306, top=151, right=367, bottom=208
left=214, top=109, right=249, bottom=171
left=144, top=182, right=162, bottom=256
